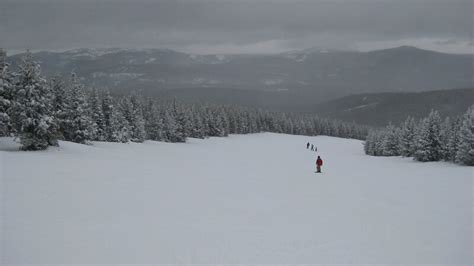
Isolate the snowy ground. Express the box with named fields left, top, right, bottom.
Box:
left=1, top=133, right=472, bottom=264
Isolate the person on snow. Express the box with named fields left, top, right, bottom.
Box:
left=316, top=156, right=323, bottom=173
left=314, top=146, right=317, bottom=152
left=306, top=142, right=310, bottom=149
left=311, top=144, right=314, bottom=151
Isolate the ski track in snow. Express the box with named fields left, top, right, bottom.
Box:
left=0, top=133, right=472, bottom=264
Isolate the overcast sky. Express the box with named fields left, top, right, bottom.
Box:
left=0, top=0, right=472, bottom=54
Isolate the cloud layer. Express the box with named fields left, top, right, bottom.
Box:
left=1, top=0, right=472, bottom=54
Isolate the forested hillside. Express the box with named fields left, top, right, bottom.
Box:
left=0, top=50, right=368, bottom=151
left=311, top=88, right=474, bottom=126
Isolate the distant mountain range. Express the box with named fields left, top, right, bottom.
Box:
left=155, top=87, right=473, bottom=126
left=5, top=46, right=473, bottom=126
left=7, top=46, right=474, bottom=104
left=310, top=88, right=474, bottom=126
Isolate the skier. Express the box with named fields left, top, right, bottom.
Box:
left=311, top=144, right=314, bottom=151
left=314, top=146, right=317, bottom=152
left=316, top=156, right=323, bottom=173
left=306, top=142, right=310, bottom=149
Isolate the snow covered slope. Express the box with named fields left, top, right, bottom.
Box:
left=1, top=133, right=472, bottom=264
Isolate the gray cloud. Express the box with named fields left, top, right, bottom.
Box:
left=0, top=0, right=472, bottom=54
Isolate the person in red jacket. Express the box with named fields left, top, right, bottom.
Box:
left=316, top=156, right=323, bottom=173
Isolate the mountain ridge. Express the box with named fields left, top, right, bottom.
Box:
left=6, top=46, right=473, bottom=105
left=8, top=45, right=474, bottom=57
left=311, top=87, right=474, bottom=126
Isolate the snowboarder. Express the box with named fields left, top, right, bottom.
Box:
left=311, top=144, right=314, bottom=151
left=316, top=156, right=323, bottom=173
left=306, top=142, right=310, bottom=149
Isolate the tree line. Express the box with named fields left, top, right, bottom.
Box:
left=364, top=108, right=473, bottom=166
left=0, top=50, right=369, bottom=150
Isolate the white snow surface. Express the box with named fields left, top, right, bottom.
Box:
left=1, top=133, right=472, bottom=264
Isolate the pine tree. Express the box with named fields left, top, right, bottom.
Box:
left=90, top=89, right=106, bottom=141
left=365, top=130, right=386, bottom=156
left=143, top=99, right=164, bottom=141
left=374, top=131, right=385, bottom=156
left=245, top=111, right=256, bottom=134
left=50, top=75, right=68, bottom=139
left=172, top=100, right=188, bottom=142
left=208, top=109, right=225, bottom=136
left=119, top=95, right=145, bottom=142
left=161, top=109, right=179, bottom=142
left=455, top=105, right=474, bottom=165
left=63, top=73, right=94, bottom=144
left=11, top=52, right=58, bottom=150
left=114, top=108, right=131, bottom=143
left=129, top=94, right=146, bottom=142
left=102, top=91, right=122, bottom=142
left=364, top=131, right=376, bottom=155
left=439, top=117, right=452, bottom=160
left=142, top=99, right=154, bottom=139
left=446, top=117, right=461, bottom=162
left=399, top=116, right=416, bottom=157
left=413, top=110, right=442, bottom=162
left=149, top=112, right=165, bottom=141
left=0, top=49, right=13, bottom=136
left=220, top=111, right=230, bottom=136
left=382, top=123, right=401, bottom=156
left=190, top=110, right=205, bottom=139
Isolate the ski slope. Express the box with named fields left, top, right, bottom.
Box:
left=1, top=133, right=472, bottom=264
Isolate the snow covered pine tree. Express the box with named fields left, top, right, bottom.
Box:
left=399, top=116, right=416, bottom=157
left=63, top=72, right=94, bottom=144
left=0, top=49, right=13, bottom=136
left=455, top=105, right=474, bottom=165
left=413, top=110, right=443, bottom=162
left=11, top=52, right=58, bottom=150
